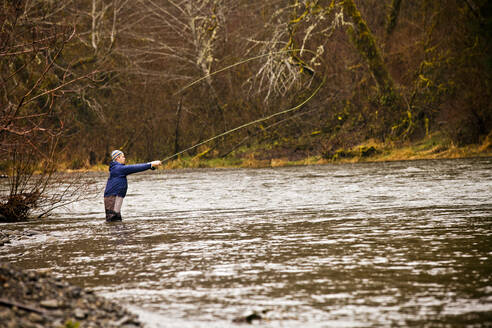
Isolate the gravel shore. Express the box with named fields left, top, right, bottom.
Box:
left=0, top=262, right=143, bottom=328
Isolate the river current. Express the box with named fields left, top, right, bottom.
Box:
left=1, top=158, right=491, bottom=327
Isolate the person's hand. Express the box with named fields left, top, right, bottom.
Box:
left=150, top=160, right=162, bottom=168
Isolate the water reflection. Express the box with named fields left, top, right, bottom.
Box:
left=1, top=158, right=491, bottom=327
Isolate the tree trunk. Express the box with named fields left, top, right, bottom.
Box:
left=342, top=0, right=399, bottom=106
left=174, top=97, right=183, bottom=155
left=386, top=0, right=402, bottom=37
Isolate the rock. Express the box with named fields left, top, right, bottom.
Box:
left=55, top=281, right=68, bottom=288
left=0, top=231, right=10, bottom=246
left=232, top=309, right=270, bottom=324
left=35, top=268, right=52, bottom=276
left=114, top=315, right=130, bottom=325
left=6, top=320, right=17, bottom=328
left=27, top=272, right=37, bottom=281
left=69, top=286, right=82, bottom=298
left=27, top=312, right=44, bottom=323
left=40, top=299, right=59, bottom=309
left=0, top=309, right=13, bottom=320
left=74, top=308, right=86, bottom=319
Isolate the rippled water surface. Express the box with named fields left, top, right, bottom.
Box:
left=1, top=158, right=491, bottom=327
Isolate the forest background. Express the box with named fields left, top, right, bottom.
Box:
left=2, top=0, right=492, bottom=168
left=0, top=0, right=491, bottom=219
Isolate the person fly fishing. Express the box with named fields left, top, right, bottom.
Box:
left=104, top=150, right=162, bottom=222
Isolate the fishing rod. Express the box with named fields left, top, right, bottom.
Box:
left=160, top=49, right=326, bottom=164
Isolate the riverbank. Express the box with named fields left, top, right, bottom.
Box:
left=0, top=262, right=142, bottom=328
left=155, top=132, right=492, bottom=169
left=62, top=132, right=492, bottom=172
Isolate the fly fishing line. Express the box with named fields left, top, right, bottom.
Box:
left=161, top=49, right=326, bottom=163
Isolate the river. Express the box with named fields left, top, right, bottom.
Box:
left=1, top=158, right=491, bottom=327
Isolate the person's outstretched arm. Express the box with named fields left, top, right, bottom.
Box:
left=120, top=161, right=161, bottom=175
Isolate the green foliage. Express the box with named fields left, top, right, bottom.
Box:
left=62, top=320, right=80, bottom=328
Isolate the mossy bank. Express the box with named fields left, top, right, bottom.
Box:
left=158, top=132, right=492, bottom=169
left=59, top=133, right=492, bottom=172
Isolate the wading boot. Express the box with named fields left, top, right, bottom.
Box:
left=105, top=210, right=122, bottom=222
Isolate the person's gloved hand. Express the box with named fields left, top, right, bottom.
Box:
left=150, top=160, right=162, bottom=169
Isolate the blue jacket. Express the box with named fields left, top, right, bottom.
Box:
left=104, top=161, right=152, bottom=197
